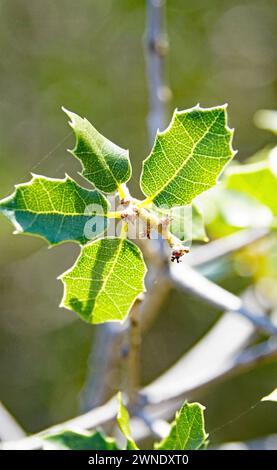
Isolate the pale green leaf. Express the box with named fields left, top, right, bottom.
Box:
left=0, top=175, right=109, bottom=245
left=60, top=237, right=146, bottom=324
left=140, top=105, right=235, bottom=208
left=261, top=388, right=277, bottom=402
left=63, top=107, right=131, bottom=193
left=225, top=148, right=277, bottom=216
left=199, top=186, right=273, bottom=238
left=154, top=402, right=208, bottom=450
left=45, top=429, right=118, bottom=450
left=117, top=393, right=139, bottom=450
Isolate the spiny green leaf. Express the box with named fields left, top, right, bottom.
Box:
left=117, top=393, right=139, bottom=450
left=225, top=148, right=277, bottom=217
left=60, top=237, right=146, bottom=324
left=261, top=388, right=277, bottom=402
left=63, top=107, right=131, bottom=193
left=151, top=204, right=208, bottom=242
left=140, top=105, right=235, bottom=208
left=45, top=429, right=118, bottom=450
left=154, top=402, right=208, bottom=450
left=0, top=175, right=109, bottom=245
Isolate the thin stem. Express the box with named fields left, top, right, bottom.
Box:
left=128, top=298, right=142, bottom=409
left=117, top=183, right=129, bottom=201
left=107, top=211, right=122, bottom=219
left=145, top=0, right=170, bottom=144
left=120, top=221, right=129, bottom=238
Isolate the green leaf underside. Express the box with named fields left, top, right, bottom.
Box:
left=225, top=156, right=277, bottom=216
left=60, top=238, right=146, bottom=324
left=117, top=393, right=139, bottom=450
left=45, top=430, right=118, bottom=450
left=151, top=204, right=208, bottom=242
left=63, top=108, right=131, bottom=193
left=154, top=402, right=208, bottom=450
left=0, top=175, right=109, bottom=245
left=140, top=105, right=235, bottom=208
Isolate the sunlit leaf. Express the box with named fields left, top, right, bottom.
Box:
left=0, top=175, right=109, bottom=245
left=140, top=105, right=235, bottom=208
left=117, top=393, right=139, bottom=450
left=60, top=237, right=146, bottom=324
left=64, top=108, right=131, bottom=193
left=45, top=429, right=118, bottom=450
left=225, top=148, right=277, bottom=218
left=154, top=402, right=208, bottom=450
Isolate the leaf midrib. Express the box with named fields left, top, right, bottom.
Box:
left=146, top=111, right=224, bottom=202
left=91, top=238, right=125, bottom=321
left=78, top=121, right=121, bottom=189
left=2, top=208, right=107, bottom=217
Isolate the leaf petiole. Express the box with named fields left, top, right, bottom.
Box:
left=107, top=211, right=123, bottom=219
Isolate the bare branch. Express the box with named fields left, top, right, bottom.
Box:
left=145, top=0, right=170, bottom=144
left=3, top=337, right=276, bottom=450
left=187, top=227, right=270, bottom=268
left=80, top=323, right=126, bottom=411
left=168, top=262, right=277, bottom=335
left=0, top=403, right=26, bottom=441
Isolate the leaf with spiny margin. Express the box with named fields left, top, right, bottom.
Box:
left=225, top=148, right=277, bottom=217
left=140, top=105, right=235, bottom=208
left=60, top=237, right=146, bottom=324
left=151, top=204, right=208, bottom=242
left=44, top=430, right=118, bottom=450
left=0, top=175, right=109, bottom=245
left=63, top=107, right=131, bottom=193
left=154, top=402, right=208, bottom=450
left=117, top=393, right=139, bottom=450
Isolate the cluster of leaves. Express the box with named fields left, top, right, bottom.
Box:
left=0, top=104, right=235, bottom=324
left=2, top=104, right=277, bottom=450
left=45, top=395, right=208, bottom=451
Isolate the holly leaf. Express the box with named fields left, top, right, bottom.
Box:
left=45, top=429, right=118, bottom=450
left=151, top=204, right=208, bottom=242
left=60, top=237, right=146, bottom=324
left=154, top=402, right=208, bottom=450
left=117, top=393, right=139, bottom=450
left=140, top=105, right=235, bottom=208
left=261, top=388, right=277, bottom=402
left=225, top=148, right=277, bottom=217
left=0, top=175, right=109, bottom=245
left=63, top=108, right=131, bottom=193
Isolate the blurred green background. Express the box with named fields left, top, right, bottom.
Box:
left=0, top=0, right=276, bottom=445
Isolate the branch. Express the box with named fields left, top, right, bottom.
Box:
left=187, top=227, right=270, bottom=268
left=145, top=0, right=170, bottom=144
left=80, top=323, right=126, bottom=411
left=0, top=403, right=26, bottom=441
left=131, top=338, right=277, bottom=442
left=1, top=397, right=118, bottom=450
left=168, top=262, right=277, bottom=335
left=3, top=337, right=276, bottom=449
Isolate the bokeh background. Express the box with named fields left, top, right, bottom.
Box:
left=0, top=0, right=277, bottom=446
